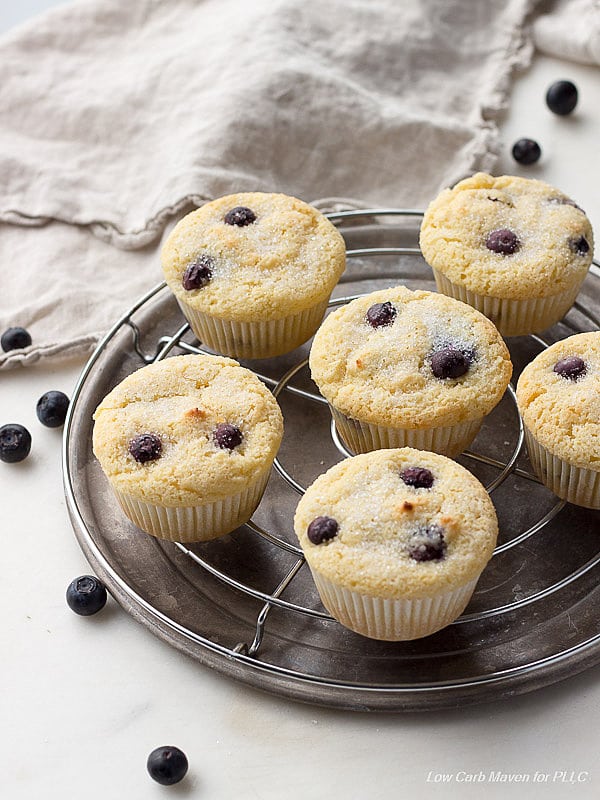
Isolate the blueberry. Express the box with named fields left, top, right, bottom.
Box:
left=407, top=525, right=446, bottom=562
left=511, top=138, right=541, bottom=165
left=0, top=424, right=32, bottom=463
left=430, top=347, right=470, bottom=380
left=485, top=228, right=520, bottom=255
left=36, top=390, right=70, bottom=428
left=365, top=301, right=397, bottom=329
left=1, top=326, right=32, bottom=352
left=147, top=746, right=189, bottom=786
left=66, top=575, right=107, bottom=616
left=213, top=423, right=243, bottom=451
left=224, top=206, right=256, bottom=227
left=546, top=80, right=578, bottom=115
left=182, top=254, right=214, bottom=291
left=129, top=433, right=162, bottom=463
left=547, top=195, right=584, bottom=213
left=553, top=355, right=586, bottom=381
left=400, top=467, right=434, bottom=489
left=307, top=515, right=339, bottom=545
left=569, top=236, right=590, bottom=256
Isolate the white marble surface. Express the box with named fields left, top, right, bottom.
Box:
left=2, top=3, right=600, bottom=799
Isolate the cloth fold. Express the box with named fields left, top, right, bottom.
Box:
left=533, top=0, right=600, bottom=65
left=1, top=0, right=540, bottom=368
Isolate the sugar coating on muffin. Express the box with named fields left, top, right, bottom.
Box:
left=161, top=192, right=346, bottom=321
left=419, top=173, right=593, bottom=299
left=309, top=286, right=512, bottom=428
left=516, top=332, right=600, bottom=469
left=92, top=354, right=283, bottom=505
left=294, top=448, right=498, bottom=600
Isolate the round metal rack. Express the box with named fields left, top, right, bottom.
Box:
left=63, top=209, right=600, bottom=711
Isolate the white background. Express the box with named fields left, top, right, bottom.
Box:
left=1, top=2, right=600, bottom=799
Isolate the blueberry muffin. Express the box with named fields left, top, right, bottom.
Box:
left=294, top=448, right=498, bottom=640
left=92, top=354, right=284, bottom=541
left=419, top=173, right=594, bottom=336
left=516, top=332, right=600, bottom=508
left=161, top=192, right=346, bottom=359
left=309, top=286, right=512, bottom=457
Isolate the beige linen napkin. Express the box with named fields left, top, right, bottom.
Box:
left=534, top=0, right=600, bottom=64
left=1, top=0, right=538, bottom=368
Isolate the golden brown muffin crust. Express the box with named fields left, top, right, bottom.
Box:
left=309, top=286, right=512, bottom=428
left=162, top=192, right=346, bottom=321
left=516, top=332, right=600, bottom=469
left=420, top=173, right=593, bottom=299
left=92, top=354, right=283, bottom=505
left=294, top=448, right=498, bottom=599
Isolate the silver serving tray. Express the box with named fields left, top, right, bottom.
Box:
left=63, top=211, right=600, bottom=712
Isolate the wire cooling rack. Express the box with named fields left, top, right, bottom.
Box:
left=63, top=210, right=600, bottom=711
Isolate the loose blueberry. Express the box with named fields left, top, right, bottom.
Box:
left=147, top=746, right=189, bottom=786
left=569, top=236, right=590, bottom=256
left=0, top=424, right=32, bottom=463
left=36, top=390, right=70, bottom=428
left=365, top=301, right=397, bottom=329
left=407, top=525, right=446, bottom=562
left=511, top=138, right=541, bottom=165
left=213, top=423, right=243, bottom=451
left=400, top=467, right=434, bottom=489
left=430, top=347, right=470, bottom=380
left=224, top=206, right=256, bottom=227
left=182, top=254, right=214, bottom=290
left=546, top=80, right=578, bottom=115
left=307, top=515, right=339, bottom=545
left=129, top=433, right=162, bottom=463
left=553, top=355, right=586, bottom=381
left=1, top=326, right=32, bottom=352
left=66, top=575, right=107, bottom=616
left=485, top=228, right=520, bottom=255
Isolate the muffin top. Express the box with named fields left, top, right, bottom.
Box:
left=419, top=173, right=593, bottom=299
left=516, top=332, right=600, bottom=470
left=92, top=354, right=283, bottom=506
left=161, top=192, right=346, bottom=321
left=294, top=448, right=498, bottom=600
left=309, top=286, right=512, bottom=428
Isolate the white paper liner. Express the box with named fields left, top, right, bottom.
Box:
left=524, top=426, right=600, bottom=509
left=310, top=569, right=479, bottom=640
left=112, top=468, right=271, bottom=542
left=177, top=298, right=330, bottom=359
left=432, top=269, right=584, bottom=337
left=330, top=406, right=482, bottom=458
